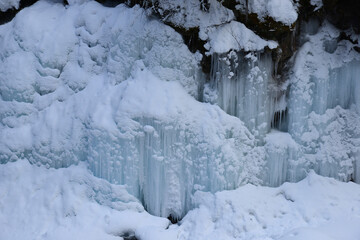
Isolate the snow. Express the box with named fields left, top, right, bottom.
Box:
left=0, top=0, right=262, bottom=218
left=203, top=21, right=278, bottom=54
left=236, top=0, right=298, bottom=26
left=153, top=0, right=278, bottom=55
left=179, top=171, right=360, bottom=240
left=2, top=160, right=360, bottom=240
left=0, top=0, right=20, bottom=11
left=0, top=160, right=171, bottom=240
left=310, top=0, right=323, bottom=11
left=153, top=0, right=234, bottom=30
left=0, top=0, right=360, bottom=231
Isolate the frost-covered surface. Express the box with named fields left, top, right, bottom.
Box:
left=179, top=171, right=360, bottom=240
left=3, top=160, right=359, bottom=240
left=236, top=0, right=298, bottom=26
left=0, top=0, right=20, bottom=11
left=152, top=0, right=278, bottom=55
left=153, top=0, right=234, bottom=30
left=0, top=0, right=264, bottom=218
left=0, top=160, right=172, bottom=240
left=206, top=20, right=360, bottom=184
left=287, top=22, right=360, bottom=183
left=0, top=0, right=360, bottom=226
left=202, top=21, right=278, bottom=54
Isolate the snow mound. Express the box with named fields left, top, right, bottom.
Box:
left=236, top=0, right=298, bottom=26
left=2, top=161, right=360, bottom=240
left=0, top=160, right=170, bottom=240
left=203, top=21, right=278, bottom=54
left=178, top=172, right=360, bottom=240
left=0, top=0, right=20, bottom=11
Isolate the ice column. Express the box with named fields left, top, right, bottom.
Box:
left=210, top=51, right=280, bottom=142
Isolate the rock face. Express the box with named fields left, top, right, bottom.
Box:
left=323, top=0, right=360, bottom=32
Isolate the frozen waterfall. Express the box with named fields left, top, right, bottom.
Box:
left=0, top=1, right=359, bottom=220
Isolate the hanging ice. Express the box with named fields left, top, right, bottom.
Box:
left=0, top=1, right=263, bottom=218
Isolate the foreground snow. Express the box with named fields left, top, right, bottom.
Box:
left=0, top=160, right=171, bottom=240
left=1, top=160, right=360, bottom=240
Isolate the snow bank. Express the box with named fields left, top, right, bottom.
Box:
left=0, top=0, right=20, bottom=11
left=2, top=161, right=360, bottom=240
left=178, top=172, right=360, bottom=240
left=0, top=160, right=171, bottom=240
left=236, top=0, right=298, bottom=26
left=203, top=21, right=278, bottom=54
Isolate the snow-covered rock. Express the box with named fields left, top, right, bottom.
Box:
left=202, top=21, right=278, bottom=54
left=0, top=0, right=20, bottom=11
left=236, top=0, right=298, bottom=26
left=178, top=171, right=360, bottom=240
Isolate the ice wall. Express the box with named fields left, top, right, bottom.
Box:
left=287, top=22, right=360, bottom=182
left=207, top=51, right=287, bottom=143
left=206, top=21, right=360, bottom=185
left=0, top=1, right=264, bottom=218
left=1, top=0, right=360, bottom=220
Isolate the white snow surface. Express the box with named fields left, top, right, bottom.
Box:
left=0, top=0, right=20, bottom=11
left=1, top=160, right=360, bottom=240
left=153, top=0, right=234, bottom=30
left=203, top=21, right=278, bottom=54
left=0, top=160, right=172, bottom=240
left=180, top=171, right=360, bottom=240
left=236, top=0, right=298, bottom=26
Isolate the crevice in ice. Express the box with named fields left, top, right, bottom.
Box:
left=271, top=108, right=288, bottom=132
left=118, top=231, right=138, bottom=240
left=167, top=213, right=180, bottom=224
left=207, top=50, right=289, bottom=142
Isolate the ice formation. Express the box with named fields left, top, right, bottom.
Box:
left=0, top=0, right=261, bottom=218
left=0, top=0, right=360, bottom=223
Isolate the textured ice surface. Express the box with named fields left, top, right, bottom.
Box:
left=206, top=21, right=360, bottom=185
left=0, top=0, right=263, bottom=218
left=208, top=51, right=285, bottom=143
left=287, top=22, right=360, bottom=182
left=0, top=0, right=360, bottom=222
